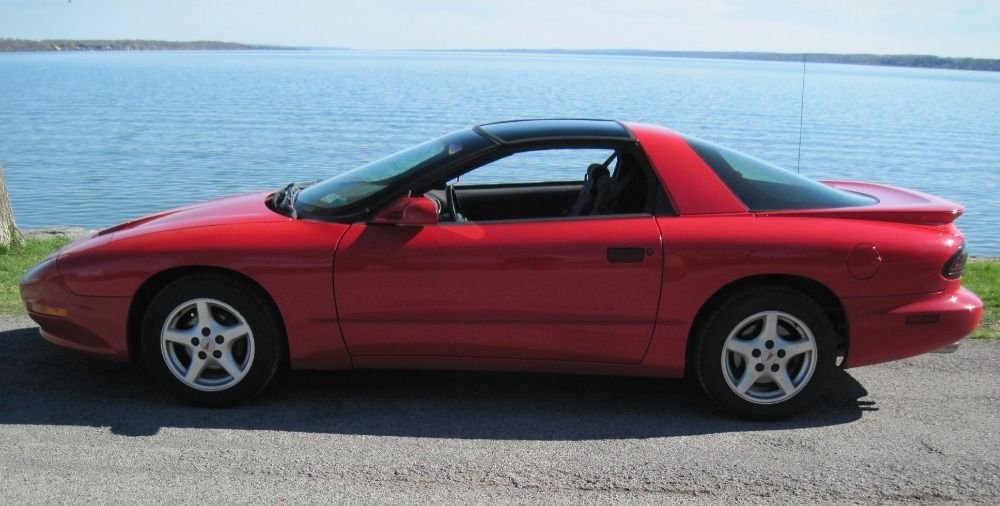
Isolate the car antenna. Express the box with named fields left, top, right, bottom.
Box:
left=796, top=53, right=807, bottom=174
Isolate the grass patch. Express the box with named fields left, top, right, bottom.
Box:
left=0, top=237, right=995, bottom=339
left=0, top=236, right=71, bottom=314
left=964, top=261, right=999, bottom=339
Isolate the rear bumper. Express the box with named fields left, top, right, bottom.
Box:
left=844, top=286, right=982, bottom=368
left=20, top=258, right=131, bottom=361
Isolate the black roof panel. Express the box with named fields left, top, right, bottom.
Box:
left=477, top=119, right=632, bottom=144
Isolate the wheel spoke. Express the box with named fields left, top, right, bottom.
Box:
left=782, top=339, right=814, bottom=358
left=771, top=369, right=797, bottom=395
left=760, top=311, right=779, bottom=340
left=216, top=352, right=245, bottom=381
left=195, top=301, right=213, bottom=327
left=185, top=355, right=208, bottom=383
left=222, top=322, right=252, bottom=342
left=163, top=328, right=193, bottom=345
left=725, top=338, right=757, bottom=359
left=735, top=368, right=763, bottom=394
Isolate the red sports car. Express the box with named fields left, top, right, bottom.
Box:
left=20, top=119, right=982, bottom=419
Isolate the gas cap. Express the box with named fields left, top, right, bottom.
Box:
left=847, top=243, right=882, bottom=280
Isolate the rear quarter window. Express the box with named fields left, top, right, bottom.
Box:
left=684, top=136, right=877, bottom=211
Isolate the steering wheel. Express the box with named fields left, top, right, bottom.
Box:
left=446, top=183, right=466, bottom=222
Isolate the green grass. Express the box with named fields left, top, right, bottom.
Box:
left=0, top=236, right=71, bottom=314
left=964, top=261, right=999, bottom=339
left=0, top=237, right=996, bottom=338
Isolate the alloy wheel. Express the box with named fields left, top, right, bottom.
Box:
left=720, top=310, right=818, bottom=404
left=159, top=298, right=256, bottom=392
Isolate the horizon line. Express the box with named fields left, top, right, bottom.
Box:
left=2, top=38, right=998, bottom=61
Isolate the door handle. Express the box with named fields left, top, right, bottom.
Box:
left=607, top=247, right=646, bottom=263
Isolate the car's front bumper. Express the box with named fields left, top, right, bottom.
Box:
left=931, top=342, right=962, bottom=353
left=843, top=286, right=982, bottom=368
left=20, top=256, right=131, bottom=361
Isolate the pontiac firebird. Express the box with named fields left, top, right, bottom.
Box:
left=20, top=119, right=982, bottom=419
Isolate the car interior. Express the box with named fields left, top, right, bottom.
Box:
left=425, top=149, right=659, bottom=222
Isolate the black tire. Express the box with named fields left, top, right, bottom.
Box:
left=140, top=273, right=284, bottom=407
left=695, top=286, right=836, bottom=420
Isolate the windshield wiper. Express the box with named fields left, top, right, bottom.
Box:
left=273, top=182, right=313, bottom=218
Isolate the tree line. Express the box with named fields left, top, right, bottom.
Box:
left=463, top=49, right=1000, bottom=72
left=0, top=38, right=284, bottom=52
left=3, top=40, right=997, bottom=72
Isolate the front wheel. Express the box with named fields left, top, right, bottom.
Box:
left=695, top=287, right=836, bottom=420
left=140, top=273, right=284, bottom=406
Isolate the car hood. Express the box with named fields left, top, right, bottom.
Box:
left=97, top=191, right=286, bottom=238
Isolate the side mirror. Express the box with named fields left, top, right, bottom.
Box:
left=370, top=196, right=439, bottom=226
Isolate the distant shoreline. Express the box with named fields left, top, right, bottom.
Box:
left=433, top=49, right=1000, bottom=73
left=2, top=39, right=997, bottom=72
left=0, top=39, right=293, bottom=52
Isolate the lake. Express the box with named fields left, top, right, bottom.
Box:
left=1, top=50, right=998, bottom=254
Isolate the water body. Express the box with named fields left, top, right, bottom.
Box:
left=1, top=50, right=998, bottom=253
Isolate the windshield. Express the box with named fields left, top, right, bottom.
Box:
left=684, top=136, right=877, bottom=211
left=295, top=128, right=492, bottom=215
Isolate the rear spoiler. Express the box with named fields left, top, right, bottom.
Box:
left=758, top=181, right=964, bottom=226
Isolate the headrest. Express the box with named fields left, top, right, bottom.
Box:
left=586, top=163, right=610, bottom=180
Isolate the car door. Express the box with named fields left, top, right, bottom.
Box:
left=333, top=213, right=663, bottom=363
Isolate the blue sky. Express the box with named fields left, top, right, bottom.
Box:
left=2, top=0, right=998, bottom=58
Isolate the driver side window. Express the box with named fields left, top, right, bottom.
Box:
left=439, top=148, right=653, bottom=223
left=454, top=149, right=614, bottom=185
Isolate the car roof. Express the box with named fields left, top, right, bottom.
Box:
left=476, top=119, right=634, bottom=144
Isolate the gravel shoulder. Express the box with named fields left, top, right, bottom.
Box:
left=0, top=314, right=997, bottom=504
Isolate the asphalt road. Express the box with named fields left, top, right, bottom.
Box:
left=0, top=315, right=997, bottom=504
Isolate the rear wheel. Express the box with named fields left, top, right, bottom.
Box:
left=140, top=273, right=283, bottom=406
left=695, top=287, right=835, bottom=419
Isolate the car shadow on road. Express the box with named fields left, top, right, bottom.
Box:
left=0, top=325, right=874, bottom=439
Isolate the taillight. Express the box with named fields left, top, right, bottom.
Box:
left=942, top=242, right=967, bottom=280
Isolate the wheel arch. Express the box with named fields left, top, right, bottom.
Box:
left=685, top=274, right=849, bottom=374
left=127, top=266, right=287, bottom=365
